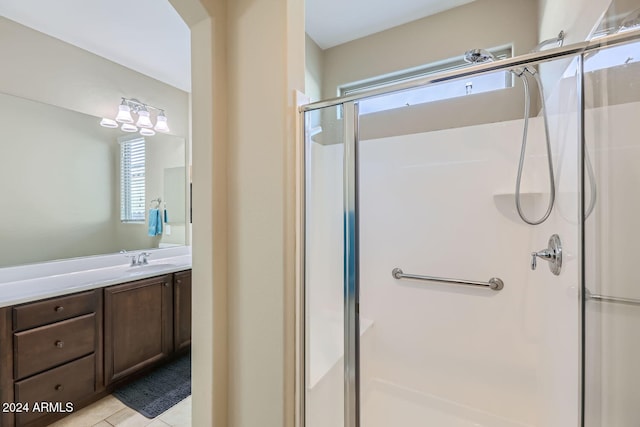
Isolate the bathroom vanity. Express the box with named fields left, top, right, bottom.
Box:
left=0, top=251, right=192, bottom=427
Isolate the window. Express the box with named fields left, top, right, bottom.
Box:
left=120, top=136, right=146, bottom=223
left=340, top=46, right=513, bottom=115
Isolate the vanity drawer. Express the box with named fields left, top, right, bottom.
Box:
left=14, top=313, right=96, bottom=380
left=14, top=354, right=95, bottom=425
left=13, top=290, right=97, bottom=331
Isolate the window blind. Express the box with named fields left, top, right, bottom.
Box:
left=120, top=137, right=146, bottom=223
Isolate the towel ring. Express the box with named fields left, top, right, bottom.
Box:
left=150, top=197, right=162, bottom=209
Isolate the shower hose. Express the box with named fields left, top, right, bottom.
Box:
left=515, top=68, right=596, bottom=225
left=514, top=68, right=555, bottom=225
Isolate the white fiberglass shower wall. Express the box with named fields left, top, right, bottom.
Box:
left=583, top=36, right=640, bottom=427
left=304, top=52, right=583, bottom=427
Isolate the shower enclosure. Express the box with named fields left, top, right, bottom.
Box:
left=300, top=29, right=640, bottom=427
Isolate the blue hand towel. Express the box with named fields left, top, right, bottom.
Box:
left=148, top=209, right=163, bottom=236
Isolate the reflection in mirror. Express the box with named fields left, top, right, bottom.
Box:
left=163, top=166, right=187, bottom=236
left=0, top=91, right=187, bottom=267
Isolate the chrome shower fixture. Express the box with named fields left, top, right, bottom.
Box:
left=531, top=234, right=562, bottom=275
left=462, top=43, right=558, bottom=225
left=530, top=30, right=566, bottom=53
left=463, top=48, right=497, bottom=64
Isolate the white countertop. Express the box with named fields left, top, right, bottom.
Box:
left=0, top=247, right=192, bottom=308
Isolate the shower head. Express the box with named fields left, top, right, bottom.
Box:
left=464, top=48, right=496, bottom=64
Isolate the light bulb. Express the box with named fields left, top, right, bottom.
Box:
left=154, top=111, right=170, bottom=133
left=136, top=110, right=153, bottom=128
left=121, top=123, right=138, bottom=132
left=115, top=103, right=133, bottom=123
left=100, top=118, right=118, bottom=128
left=140, top=128, right=156, bottom=136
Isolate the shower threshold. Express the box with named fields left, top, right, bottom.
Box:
left=361, top=378, right=533, bottom=427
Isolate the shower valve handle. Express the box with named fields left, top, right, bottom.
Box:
left=531, top=250, right=552, bottom=270
left=530, top=234, right=562, bottom=276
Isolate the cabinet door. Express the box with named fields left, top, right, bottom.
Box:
left=173, top=270, right=192, bottom=352
left=104, top=275, right=173, bottom=385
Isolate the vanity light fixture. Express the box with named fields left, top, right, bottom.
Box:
left=99, top=118, right=118, bottom=128
left=136, top=109, right=153, bottom=128
left=100, top=97, right=170, bottom=136
left=121, top=123, right=138, bottom=133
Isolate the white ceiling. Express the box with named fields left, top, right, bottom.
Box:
left=306, top=0, right=476, bottom=49
left=0, top=0, right=191, bottom=92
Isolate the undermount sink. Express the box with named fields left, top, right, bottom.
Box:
left=125, top=263, right=178, bottom=275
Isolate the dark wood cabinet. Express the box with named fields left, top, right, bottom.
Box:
left=173, top=270, right=192, bottom=352
left=104, top=274, right=173, bottom=385
left=0, top=290, right=103, bottom=427
left=14, top=354, right=95, bottom=425
left=0, top=269, right=191, bottom=426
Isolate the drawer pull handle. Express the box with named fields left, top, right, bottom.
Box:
left=177, top=280, right=182, bottom=284
left=54, top=340, right=64, bottom=348
left=55, top=384, right=64, bottom=391
left=54, top=306, right=64, bottom=312
left=164, top=282, right=169, bottom=287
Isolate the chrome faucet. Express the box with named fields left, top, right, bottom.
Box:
left=120, top=250, right=152, bottom=267
left=136, top=252, right=151, bottom=266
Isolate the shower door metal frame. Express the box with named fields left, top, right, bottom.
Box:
left=298, top=28, right=640, bottom=427
left=300, top=30, right=640, bottom=114
left=343, top=101, right=361, bottom=427
left=577, top=52, right=586, bottom=427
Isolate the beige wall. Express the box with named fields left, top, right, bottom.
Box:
left=305, top=34, right=324, bottom=103
left=226, top=0, right=303, bottom=426
left=321, top=0, right=539, bottom=100
left=171, top=0, right=304, bottom=426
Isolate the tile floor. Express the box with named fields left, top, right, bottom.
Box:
left=47, top=394, right=191, bottom=427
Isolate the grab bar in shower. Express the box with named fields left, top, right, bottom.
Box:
left=586, top=290, right=640, bottom=306
left=391, top=268, right=504, bottom=291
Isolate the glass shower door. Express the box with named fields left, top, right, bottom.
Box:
left=583, top=36, right=640, bottom=427
left=303, top=53, right=584, bottom=427
left=303, top=104, right=346, bottom=427
left=356, top=58, right=582, bottom=427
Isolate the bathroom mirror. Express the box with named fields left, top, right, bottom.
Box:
left=164, top=167, right=187, bottom=225
left=0, top=91, right=188, bottom=268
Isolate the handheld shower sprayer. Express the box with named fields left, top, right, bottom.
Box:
left=463, top=45, right=556, bottom=225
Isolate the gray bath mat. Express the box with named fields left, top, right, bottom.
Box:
left=113, top=352, right=191, bottom=418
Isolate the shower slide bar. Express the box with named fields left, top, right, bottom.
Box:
left=300, top=28, right=640, bottom=113
left=392, top=268, right=504, bottom=291
left=586, top=291, right=640, bottom=306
